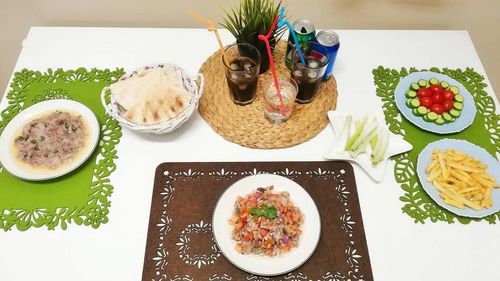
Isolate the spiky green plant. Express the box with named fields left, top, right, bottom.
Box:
left=221, top=0, right=286, bottom=48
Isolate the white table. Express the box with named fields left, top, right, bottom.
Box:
left=1, top=27, right=498, bottom=281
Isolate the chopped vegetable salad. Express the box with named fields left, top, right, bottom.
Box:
left=230, top=186, right=303, bottom=256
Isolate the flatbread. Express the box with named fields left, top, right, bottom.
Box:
left=110, top=67, right=192, bottom=125
left=124, top=86, right=191, bottom=125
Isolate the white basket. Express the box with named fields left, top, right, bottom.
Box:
left=101, top=64, right=204, bottom=134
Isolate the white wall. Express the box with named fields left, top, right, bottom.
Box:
left=1, top=0, right=499, bottom=98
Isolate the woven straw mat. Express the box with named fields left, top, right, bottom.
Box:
left=198, top=41, right=338, bottom=149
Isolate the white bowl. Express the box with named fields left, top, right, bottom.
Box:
left=100, top=64, right=204, bottom=134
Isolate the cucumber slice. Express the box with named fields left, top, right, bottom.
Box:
left=412, top=108, right=420, bottom=116
left=450, top=117, right=456, bottom=122
left=406, top=98, right=413, bottom=107
left=435, top=116, right=445, bottom=125
left=429, top=78, right=439, bottom=85
left=454, top=95, right=464, bottom=102
left=410, top=98, right=420, bottom=108
left=442, top=112, right=452, bottom=122
left=406, top=90, right=417, bottom=98
left=410, top=83, right=420, bottom=91
left=450, top=86, right=460, bottom=94
left=423, top=114, right=430, bottom=121
left=454, top=102, right=463, bottom=110
left=440, top=81, right=449, bottom=89
left=417, top=106, right=428, bottom=115
left=418, top=79, right=427, bottom=87
left=427, top=112, right=438, bottom=121
left=449, top=109, right=461, bottom=117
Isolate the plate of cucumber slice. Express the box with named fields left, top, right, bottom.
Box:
left=394, top=71, right=476, bottom=134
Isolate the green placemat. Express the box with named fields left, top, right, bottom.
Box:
left=0, top=68, right=125, bottom=231
left=373, top=66, right=499, bottom=224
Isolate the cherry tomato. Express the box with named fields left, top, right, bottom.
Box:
left=443, top=100, right=454, bottom=111
left=431, top=103, right=445, bottom=114
left=443, top=90, right=455, bottom=100
left=429, top=84, right=443, bottom=93
left=420, top=96, right=433, bottom=108
left=417, top=88, right=432, bottom=99
left=431, top=93, right=443, bottom=104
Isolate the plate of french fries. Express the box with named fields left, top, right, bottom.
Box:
left=417, top=139, right=500, bottom=218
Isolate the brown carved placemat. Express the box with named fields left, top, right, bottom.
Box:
left=142, top=161, right=373, bottom=281
left=198, top=41, right=338, bottom=149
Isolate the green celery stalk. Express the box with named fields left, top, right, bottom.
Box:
left=345, top=116, right=367, bottom=150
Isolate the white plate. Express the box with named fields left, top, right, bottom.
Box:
left=324, top=111, right=413, bottom=182
left=212, top=174, right=321, bottom=276
left=0, top=99, right=100, bottom=181
left=394, top=71, right=476, bottom=134
left=416, top=138, right=500, bottom=218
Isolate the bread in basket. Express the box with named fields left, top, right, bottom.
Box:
left=100, top=64, right=204, bottom=134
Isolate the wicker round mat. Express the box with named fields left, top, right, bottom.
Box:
left=198, top=41, right=338, bottom=149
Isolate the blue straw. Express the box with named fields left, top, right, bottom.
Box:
left=278, top=7, right=306, bottom=65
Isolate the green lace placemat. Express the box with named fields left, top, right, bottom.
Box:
left=373, top=66, right=499, bottom=224
left=0, top=68, right=125, bottom=231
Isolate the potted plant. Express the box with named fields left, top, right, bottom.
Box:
left=221, top=0, right=286, bottom=73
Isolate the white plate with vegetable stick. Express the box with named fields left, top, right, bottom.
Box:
left=416, top=139, right=500, bottom=218
left=324, top=111, right=413, bottom=182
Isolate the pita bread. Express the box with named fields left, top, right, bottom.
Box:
left=110, top=67, right=192, bottom=125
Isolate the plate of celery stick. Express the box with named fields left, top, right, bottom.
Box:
left=324, top=111, right=413, bottom=182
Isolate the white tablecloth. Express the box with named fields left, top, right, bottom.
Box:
left=0, top=27, right=498, bottom=281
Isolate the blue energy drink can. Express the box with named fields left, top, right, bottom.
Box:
left=314, top=30, right=340, bottom=80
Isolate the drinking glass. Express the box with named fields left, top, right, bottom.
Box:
left=222, top=43, right=261, bottom=105
left=291, top=42, right=330, bottom=104
left=263, top=77, right=298, bottom=123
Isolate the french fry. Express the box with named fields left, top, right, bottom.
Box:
left=450, top=150, right=468, bottom=157
left=447, top=162, right=483, bottom=173
left=471, top=173, right=495, bottom=188
left=442, top=197, right=464, bottom=209
left=437, top=151, right=448, bottom=179
left=457, top=187, right=480, bottom=194
left=444, top=177, right=467, bottom=189
left=426, top=169, right=442, bottom=182
left=426, top=159, right=439, bottom=173
left=429, top=163, right=441, bottom=174
left=479, top=173, right=495, bottom=182
left=449, top=168, right=472, bottom=182
left=451, top=155, right=467, bottom=162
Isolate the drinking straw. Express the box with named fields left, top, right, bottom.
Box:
left=258, top=14, right=286, bottom=116
left=277, top=7, right=306, bottom=65
left=188, top=11, right=230, bottom=65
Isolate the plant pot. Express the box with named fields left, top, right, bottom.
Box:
left=238, top=39, right=277, bottom=74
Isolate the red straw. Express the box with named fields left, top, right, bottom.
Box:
left=258, top=15, right=285, bottom=116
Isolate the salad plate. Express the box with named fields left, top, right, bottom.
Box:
left=0, top=100, right=100, bottom=181
left=212, top=174, right=321, bottom=276
left=325, top=111, right=413, bottom=182
left=394, top=71, right=476, bottom=134
left=416, top=139, right=500, bottom=218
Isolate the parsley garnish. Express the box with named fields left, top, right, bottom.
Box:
left=248, top=205, right=277, bottom=220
